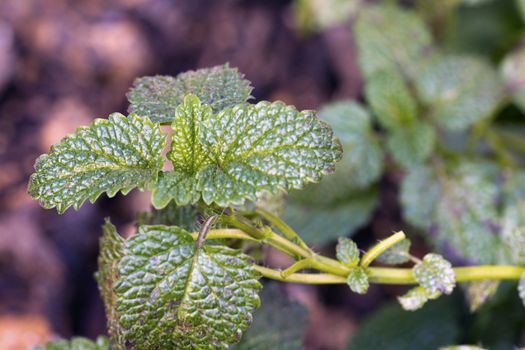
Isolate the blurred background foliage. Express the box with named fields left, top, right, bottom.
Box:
left=1, top=0, right=525, bottom=349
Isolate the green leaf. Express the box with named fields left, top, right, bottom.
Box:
left=415, top=55, right=504, bottom=131
left=401, top=162, right=502, bottom=264
left=28, top=114, right=166, bottom=213
left=317, top=101, right=384, bottom=189
left=518, top=272, right=525, bottom=307
left=398, top=286, right=441, bottom=311
left=115, top=225, right=262, bottom=349
left=354, top=4, right=432, bottom=78
left=348, top=298, right=460, bottom=350
left=152, top=94, right=342, bottom=208
left=137, top=202, right=201, bottom=231
left=95, top=220, right=125, bottom=350
left=284, top=187, right=378, bottom=244
left=499, top=171, right=525, bottom=265
left=376, top=239, right=411, bottom=265
left=336, top=237, right=360, bottom=267
left=230, top=283, right=308, bottom=349
left=365, top=69, right=417, bottom=130
left=414, top=253, right=456, bottom=295
left=346, top=267, right=369, bottom=294
left=127, top=64, right=253, bottom=123
left=387, top=121, right=436, bottom=168
left=31, top=336, right=110, bottom=350
left=501, top=45, right=525, bottom=113
left=464, top=280, right=500, bottom=312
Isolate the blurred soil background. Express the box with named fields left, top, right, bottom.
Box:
left=0, top=0, right=400, bottom=349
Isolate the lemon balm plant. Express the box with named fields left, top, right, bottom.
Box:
left=27, top=63, right=525, bottom=349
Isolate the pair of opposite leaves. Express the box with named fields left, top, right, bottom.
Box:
left=28, top=94, right=342, bottom=213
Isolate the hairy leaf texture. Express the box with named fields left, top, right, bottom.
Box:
left=28, top=114, right=165, bottom=213
left=95, top=220, right=125, bottom=350
left=128, top=64, right=253, bottom=123
left=231, top=283, right=308, bottom=349
left=152, top=94, right=342, bottom=208
left=413, top=254, right=456, bottom=295
left=115, top=225, right=262, bottom=349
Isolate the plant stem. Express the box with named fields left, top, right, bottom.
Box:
left=193, top=229, right=525, bottom=285
left=360, top=231, right=406, bottom=268
left=255, top=208, right=312, bottom=252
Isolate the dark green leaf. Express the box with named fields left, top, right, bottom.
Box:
left=95, top=220, right=125, bottom=350
left=230, top=283, right=308, bottom=350
left=348, top=298, right=460, bottom=350
left=28, top=114, right=166, bottom=213
left=31, top=336, right=110, bottom=350
left=152, top=95, right=342, bottom=208
left=115, top=225, right=261, bottom=349
left=127, top=64, right=253, bottom=123
left=137, top=202, right=200, bottom=231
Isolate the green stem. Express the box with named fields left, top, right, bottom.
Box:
left=255, top=208, right=312, bottom=252
left=254, top=265, right=346, bottom=284
left=360, top=231, right=406, bottom=268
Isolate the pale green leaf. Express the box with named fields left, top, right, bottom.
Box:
left=398, top=286, right=440, bottom=311
left=365, top=69, right=417, bottom=130
left=115, top=225, right=261, bottom=349
left=376, top=239, right=411, bottom=265
left=348, top=298, right=460, bottom=349
left=519, top=272, right=525, bottom=308
left=415, top=55, right=504, bottom=131
left=284, top=187, right=378, bottom=244
left=354, top=4, right=432, bottom=78
left=95, top=220, right=125, bottom=350
left=414, top=253, right=456, bottom=295
left=152, top=95, right=342, bottom=208
left=519, top=0, right=525, bottom=21
left=336, top=237, right=360, bottom=267
left=464, top=280, right=500, bottom=312
left=31, top=336, right=110, bottom=350
left=230, top=283, right=308, bottom=350
left=295, top=0, right=360, bottom=31
left=501, top=45, right=525, bottom=113
left=346, top=267, right=369, bottom=294
left=387, top=121, right=436, bottom=168
left=28, top=114, right=166, bottom=213
left=318, top=101, right=384, bottom=189
left=499, top=171, right=525, bottom=265
left=127, top=64, right=253, bottom=123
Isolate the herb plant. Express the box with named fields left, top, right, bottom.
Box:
left=28, top=59, right=525, bottom=349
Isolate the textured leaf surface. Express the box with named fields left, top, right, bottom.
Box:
left=95, top=220, right=125, bottom=350
left=295, top=0, right=359, bottom=30
left=127, top=64, right=253, bottom=123
left=115, top=225, right=261, bottom=349
left=354, top=4, right=432, bottom=78
left=415, top=55, right=504, bottom=131
left=336, top=237, right=360, bottom=267
left=284, top=187, right=378, bottom=244
left=387, top=121, right=436, bottom=168
left=414, top=253, right=456, bottom=295
left=464, top=280, right=500, bottom=312
left=349, top=298, right=460, bottom=350
left=32, top=336, right=109, bottom=350
left=230, top=283, right=308, bottom=350
left=376, top=239, right=411, bottom=265
left=398, top=286, right=440, bottom=311
left=152, top=95, right=342, bottom=208
left=401, top=163, right=502, bottom=263
left=28, top=114, right=165, bottom=213
left=365, top=69, right=417, bottom=130
left=317, top=101, right=384, bottom=189
left=346, top=267, right=369, bottom=294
